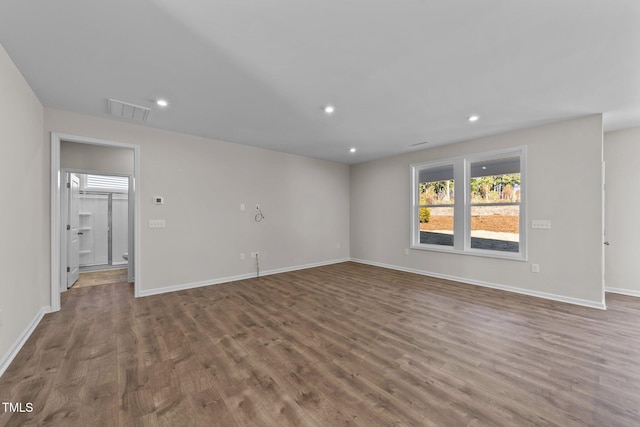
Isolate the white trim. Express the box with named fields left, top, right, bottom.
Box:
left=606, top=287, right=640, bottom=298
left=51, top=138, right=61, bottom=311
left=351, top=258, right=606, bottom=310
left=0, top=306, right=51, bottom=377
left=600, top=118, right=605, bottom=305
left=139, top=258, right=350, bottom=297
left=51, top=132, right=141, bottom=311
left=257, top=258, right=350, bottom=277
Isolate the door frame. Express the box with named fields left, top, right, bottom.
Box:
left=601, top=160, right=607, bottom=306
left=51, top=133, right=141, bottom=311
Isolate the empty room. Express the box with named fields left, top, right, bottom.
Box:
left=1, top=1, right=640, bottom=426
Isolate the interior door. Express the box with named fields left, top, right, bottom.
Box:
left=67, top=173, right=81, bottom=288
left=127, top=176, right=134, bottom=283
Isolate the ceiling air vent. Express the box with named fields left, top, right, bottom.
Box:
left=107, top=98, right=150, bottom=122
left=410, top=141, right=430, bottom=147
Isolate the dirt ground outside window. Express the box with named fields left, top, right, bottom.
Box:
left=420, top=206, right=519, bottom=234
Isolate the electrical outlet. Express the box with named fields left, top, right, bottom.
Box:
left=255, top=204, right=260, bottom=210
left=531, top=264, right=540, bottom=273
left=240, top=253, right=245, bottom=261
left=240, top=203, right=245, bottom=211
left=251, top=251, right=260, bottom=259
left=336, top=242, right=341, bottom=249
left=405, top=248, right=409, bottom=255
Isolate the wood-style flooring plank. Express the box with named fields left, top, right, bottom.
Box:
left=2, top=262, right=640, bottom=426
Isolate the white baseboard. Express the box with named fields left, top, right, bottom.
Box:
left=0, top=306, right=51, bottom=377
left=256, top=258, right=350, bottom=277
left=606, top=287, right=640, bottom=298
left=138, top=258, right=350, bottom=298
left=351, top=258, right=606, bottom=310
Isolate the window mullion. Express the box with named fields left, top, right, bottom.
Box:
left=453, top=158, right=466, bottom=251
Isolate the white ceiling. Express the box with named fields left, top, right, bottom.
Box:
left=1, top=0, right=639, bottom=164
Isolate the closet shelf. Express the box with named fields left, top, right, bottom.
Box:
left=79, top=212, right=91, bottom=216
left=79, top=250, right=92, bottom=255
left=79, top=227, right=92, bottom=231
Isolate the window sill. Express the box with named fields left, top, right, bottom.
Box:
left=409, top=244, right=527, bottom=261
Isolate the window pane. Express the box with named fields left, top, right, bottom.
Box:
left=418, top=165, right=455, bottom=206
left=470, top=156, right=520, bottom=252
left=419, top=206, right=454, bottom=246
left=418, top=164, right=454, bottom=247
left=470, top=205, right=519, bottom=252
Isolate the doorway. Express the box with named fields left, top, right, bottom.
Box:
left=51, top=133, right=140, bottom=311
left=604, top=136, right=640, bottom=298
left=63, top=171, right=132, bottom=289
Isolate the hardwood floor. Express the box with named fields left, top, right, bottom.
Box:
left=73, top=268, right=129, bottom=289
left=1, top=262, right=639, bottom=426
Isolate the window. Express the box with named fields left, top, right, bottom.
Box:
left=411, top=148, right=525, bottom=260
left=469, top=156, right=521, bottom=253
left=417, top=163, right=455, bottom=247
left=83, top=174, right=129, bottom=192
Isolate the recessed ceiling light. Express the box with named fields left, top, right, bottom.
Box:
left=468, top=115, right=479, bottom=122
left=349, top=148, right=356, bottom=153
left=482, top=166, right=487, bottom=170
left=324, top=105, right=335, bottom=114
left=156, top=99, right=169, bottom=107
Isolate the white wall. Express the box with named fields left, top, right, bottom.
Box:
left=45, top=108, right=351, bottom=294
left=351, top=115, right=604, bottom=307
left=604, top=127, right=640, bottom=297
left=0, top=44, right=48, bottom=373
left=61, top=141, right=134, bottom=175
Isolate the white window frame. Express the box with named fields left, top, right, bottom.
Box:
left=410, top=146, right=526, bottom=261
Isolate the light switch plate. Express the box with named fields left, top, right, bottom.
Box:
left=149, top=219, right=165, bottom=228
left=531, top=220, right=551, bottom=229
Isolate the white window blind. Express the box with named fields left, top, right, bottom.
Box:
left=85, top=174, right=129, bottom=192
